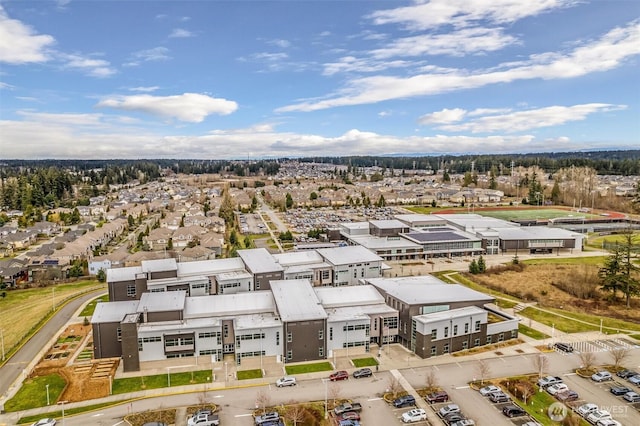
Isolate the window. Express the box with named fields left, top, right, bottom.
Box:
left=223, top=324, right=229, bottom=338
left=321, top=270, right=330, bottom=280
left=431, top=329, right=437, bottom=339
left=511, top=330, right=517, bottom=338
left=474, top=338, right=480, bottom=347
left=276, top=332, right=280, bottom=345
left=318, top=330, right=324, bottom=340
left=430, top=346, right=437, bottom=356
left=475, top=320, right=481, bottom=331
left=138, top=338, right=143, bottom=351
left=498, top=333, right=504, bottom=342
left=443, top=343, right=449, bottom=353
left=464, top=323, right=469, bottom=334
left=444, top=327, right=449, bottom=338
left=453, top=325, right=458, bottom=336
left=287, top=350, right=292, bottom=360
left=486, top=336, right=492, bottom=344
left=462, top=341, right=468, bottom=349
left=126, top=284, right=136, bottom=298
left=116, top=327, right=122, bottom=342
left=329, top=327, right=333, bottom=340
left=319, top=347, right=324, bottom=357
left=287, top=332, right=292, bottom=343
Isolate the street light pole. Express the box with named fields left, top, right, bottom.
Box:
left=167, top=367, right=171, bottom=387
left=46, top=383, right=50, bottom=405
left=1, top=328, right=5, bottom=361
left=58, top=400, right=67, bottom=425
left=322, top=378, right=328, bottom=419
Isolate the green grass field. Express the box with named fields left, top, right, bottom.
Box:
left=79, top=294, right=110, bottom=317
left=476, top=208, right=599, bottom=221
left=352, top=357, right=378, bottom=367
left=112, top=370, right=212, bottom=394
left=237, top=369, right=263, bottom=380
left=285, top=361, right=333, bottom=375
left=4, top=373, right=66, bottom=411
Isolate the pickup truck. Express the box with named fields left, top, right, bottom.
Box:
left=537, top=376, right=563, bottom=388
left=333, top=402, right=363, bottom=415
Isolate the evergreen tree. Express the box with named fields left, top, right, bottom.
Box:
left=469, top=259, right=479, bottom=274
left=551, top=181, right=561, bottom=205
left=477, top=255, right=486, bottom=273
left=598, top=231, right=639, bottom=308
left=285, top=193, right=294, bottom=209
left=219, top=189, right=235, bottom=225
left=442, top=169, right=450, bottom=183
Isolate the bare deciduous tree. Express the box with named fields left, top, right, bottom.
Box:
left=328, top=382, right=342, bottom=407
left=532, top=354, right=549, bottom=378
left=284, top=401, right=305, bottom=426
left=610, top=347, right=630, bottom=369
left=579, top=351, right=596, bottom=371
left=386, top=376, right=403, bottom=399
left=424, top=368, right=439, bottom=393
left=520, top=384, right=534, bottom=405
left=476, top=359, right=491, bottom=385
left=255, top=388, right=271, bottom=414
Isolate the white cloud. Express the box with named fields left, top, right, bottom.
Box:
left=368, top=0, right=579, bottom=31
left=96, top=93, right=238, bottom=122
left=419, top=108, right=467, bottom=124
left=436, top=103, right=626, bottom=133
left=279, top=20, right=640, bottom=112
left=0, top=5, right=55, bottom=64
left=267, top=39, right=291, bottom=48
left=323, top=56, right=419, bottom=76
left=124, top=47, right=170, bottom=66
left=370, top=28, right=518, bottom=59
left=60, top=53, right=116, bottom=77
left=169, top=28, right=194, bottom=38
left=129, top=86, right=160, bottom=93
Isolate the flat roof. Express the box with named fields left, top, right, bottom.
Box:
left=138, top=291, right=186, bottom=313
left=326, top=303, right=397, bottom=322
left=413, top=306, right=487, bottom=324
left=107, top=265, right=142, bottom=282
left=215, top=270, right=253, bottom=281
left=92, top=300, right=139, bottom=323
left=434, top=214, right=518, bottom=231
left=184, top=291, right=275, bottom=318
left=349, top=235, right=422, bottom=249
left=366, top=276, right=493, bottom=305
left=340, top=222, right=370, bottom=231
left=138, top=317, right=220, bottom=333
left=317, top=245, right=383, bottom=265
left=496, top=226, right=581, bottom=240
left=273, top=250, right=324, bottom=266
left=405, top=231, right=473, bottom=243
left=176, top=257, right=245, bottom=276
left=235, top=313, right=283, bottom=330
left=369, top=219, right=408, bottom=229
left=314, top=285, right=386, bottom=308
left=237, top=248, right=284, bottom=274
left=394, top=214, right=447, bottom=225
left=270, top=279, right=327, bottom=322
left=141, top=258, right=177, bottom=273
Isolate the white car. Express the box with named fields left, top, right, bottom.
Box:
left=586, top=410, right=612, bottom=425
left=591, top=371, right=613, bottom=382
left=31, top=420, right=57, bottom=426
left=577, top=403, right=599, bottom=418
left=275, top=376, right=297, bottom=387
left=546, top=383, right=569, bottom=395
left=596, top=420, right=621, bottom=426
left=402, top=408, right=427, bottom=423
left=479, top=385, right=501, bottom=396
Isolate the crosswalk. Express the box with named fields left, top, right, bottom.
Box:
left=555, top=338, right=639, bottom=354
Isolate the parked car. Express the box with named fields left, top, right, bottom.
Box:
left=401, top=408, right=427, bottom=423
left=610, top=385, right=633, bottom=396
left=31, top=420, right=57, bottom=426
left=586, top=410, right=612, bottom=425
left=255, top=412, right=280, bottom=425
left=438, top=404, right=461, bottom=417
left=489, top=392, right=511, bottom=403
left=338, top=420, right=360, bottom=426
left=329, top=370, right=349, bottom=381
left=393, top=395, right=416, bottom=408
left=426, top=390, right=449, bottom=403
left=547, top=383, right=569, bottom=395
left=275, top=376, right=297, bottom=387
left=577, top=403, right=599, bottom=418
left=450, top=420, right=476, bottom=426
left=522, top=422, right=543, bottom=426
left=187, top=413, right=219, bottom=426
left=443, top=413, right=467, bottom=424
left=352, top=368, right=373, bottom=379
left=617, top=369, right=638, bottom=379
left=537, top=376, right=563, bottom=388
left=337, top=412, right=361, bottom=422
left=502, top=405, right=527, bottom=418
left=553, top=342, right=574, bottom=352
left=596, top=420, right=621, bottom=426
left=623, top=391, right=640, bottom=402
left=479, top=385, right=501, bottom=396
left=591, top=371, right=613, bottom=382
left=142, top=423, right=168, bottom=426
left=627, top=375, right=640, bottom=385
left=557, top=390, right=579, bottom=402
left=334, top=402, right=363, bottom=415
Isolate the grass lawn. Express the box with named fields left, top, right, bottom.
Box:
left=476, top=208, right=599, bottom=221
left=352, top=357, right=378, bottom=368
left=519, top=306, right=640, bottom=334
left=4, top=374, right=66, bottom=412
left=585, top=232, right=640, bottom=250
left=438, top=272, right=521, bottom=305
left=516, top=390, right=559, bottom=426
left=522, top=256, right=606, bottom=266
left=405, top=206, right=440, bottom=214
left=79, top=293, right=110, bottom=317
left=237, top=369, right=263, bottom=380
left=0, top=280, right=105, bottom=357
left=518, top=323, right=550, bottom=340
left=112, top=370, right=212, bottom=394
left=285, top=362, right=333, bottom=375
left=18, top=401, right=119, bottom=424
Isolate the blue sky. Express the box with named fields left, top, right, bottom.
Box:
left=1, top=0, right=639, bottom=159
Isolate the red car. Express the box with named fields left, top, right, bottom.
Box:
left=337, top=411, right=360, bottom=421
left=329, top=370, right=349, bottom=381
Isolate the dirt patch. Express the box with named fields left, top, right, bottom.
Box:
left=468, top=264, right=640, bottom=323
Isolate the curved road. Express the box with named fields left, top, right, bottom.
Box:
left=0, top=288, right=107, bottom=402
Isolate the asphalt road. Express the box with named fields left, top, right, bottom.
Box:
left=0, top=288, right=106, bottom=402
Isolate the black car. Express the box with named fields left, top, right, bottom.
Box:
left=352, top=368, right=373, bottom=379
left=610, top=386, right=633, bottom=396
left=443, top=413, right=466, bottom=424
left=553, top=342, right=574, bottom=353
left=617, top=370, right=639, bottom=379
left=502, top=405, right=527, bottom=418
left=393, top=394, right=416, bottom=408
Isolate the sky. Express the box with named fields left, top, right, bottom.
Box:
left=0, top=0, right=639, bottom=160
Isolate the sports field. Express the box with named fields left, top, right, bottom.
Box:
left=475, top=208, right=600, bottom=221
